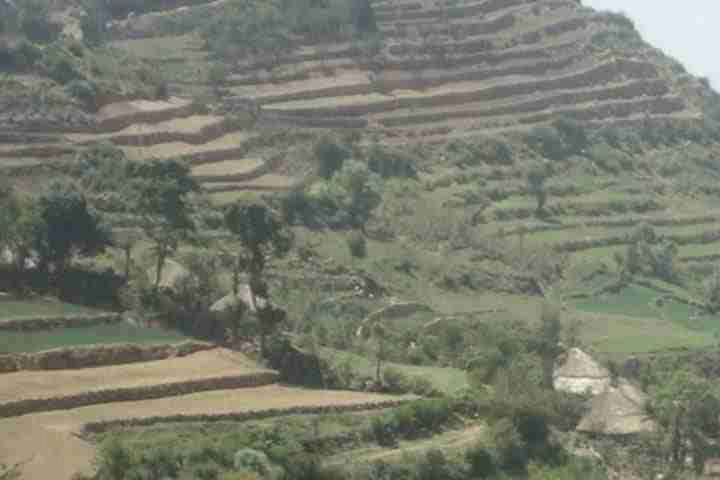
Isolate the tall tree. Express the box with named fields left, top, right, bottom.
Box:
left=530, top=303, right=563, bottom=390
left=32, top=180, right=109, bottom=280
left=351, top=0, right=378, bottom=34
left=224, top=202, right=291, bottom=358
left=527, top=160, right=551, bottom=214
left=129, top=160, right=197, bottom=290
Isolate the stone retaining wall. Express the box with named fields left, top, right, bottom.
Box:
left=0, top=313, right=121, bottom=332
left=379, top=74, right=664, bottom=127
left=76, top=118, right=236, bottom=147
left=0, top=341, right=214, bottom=373
left=267, top=59, right=653, bottom=118
left=81, top=398, right=411, bottom=434
left=0, top=371, right=280, bottom=418
left=97, top=102, right=205, bottom=133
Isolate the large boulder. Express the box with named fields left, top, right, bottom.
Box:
left=553, top=347, right=611, bottom=395
left=577, top=380, right=657, bottom=436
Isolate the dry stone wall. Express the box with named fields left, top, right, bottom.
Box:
left=0, top=371, right=280, bottom=418
left=0, top=341, right=214, bottom=373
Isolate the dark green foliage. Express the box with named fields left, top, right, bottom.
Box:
left=41, top=45, right=84, bottom=84
left=527, top=160, right=551, bottom=213
left=587, top=142, right=633, bottom=173
left=347, top=231, right=368, bottom=258
left=526, top=126, right=566, bottom=161
left=33, top=180, right=110, bottom=276
left=366, top=143, right=418, bottom=178
left=313, top=160, right=383, bottom=230
left=315, top=136, right=351, bottom=179
left=202, top=0, right=350, bottom=60
left=350, top=0, right=378, bottom=34
left=446, top=138, right=513, bottom=167
left=622, top=224, right=679, bottom=283
left=65, top=79, right=99, bottom=111
left=465, top=444, right=496, bottom=478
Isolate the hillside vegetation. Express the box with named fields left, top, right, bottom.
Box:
left=3, top=0, right=720, bottom=479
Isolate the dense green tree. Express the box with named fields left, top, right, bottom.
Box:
left=329, top=160, right=383, bottom=231
left=530, top=303, right=564, bottom=390
left=315, top=135, right=350, bottom=179
left=32, top=180, right=109, bottom=279
left=224, top=202, right=291, bottom=358
left=652, top=369, right=720, bottom=474
left=129, top=160, right=197, bottom=290
left=350, top=0, right=378, bottom=33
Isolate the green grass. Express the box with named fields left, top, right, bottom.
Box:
left=322, top=348, right=468, bottom=395
left=0, top=323, right=188, bottom=354
left=0, top=298, right=101, bottom=320
left=572, top=284, right=719, bottom=332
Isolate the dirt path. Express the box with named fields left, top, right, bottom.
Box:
left=0, top=349, right=267, bottom=404
left=0, top=386, right=408, bottom=480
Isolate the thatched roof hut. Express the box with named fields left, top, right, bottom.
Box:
left=553, top=348, right=611, bottom=395
left=577, top=380, right=657, bottom=436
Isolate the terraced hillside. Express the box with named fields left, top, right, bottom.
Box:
left=210, top=0, right=706, bottom=142
left=0, top=343, right=409, bottom=479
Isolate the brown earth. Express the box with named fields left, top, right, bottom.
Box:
left=0, top=348, right=261, bottom=405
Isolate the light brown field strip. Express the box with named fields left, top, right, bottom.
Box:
left=0, top=349, right=265, bottom=406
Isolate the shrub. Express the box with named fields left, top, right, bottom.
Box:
left=42, top=47, right=83, bottom=85
left=525, top=126, right=566, bottom=161
left=347, top=231, right=368, bottom=258
left=587, top=143, right=633, bottom=173
left=315, top=136, right=350, bottom=179
left=65, top=79, right=99, bottom=111
left=382, top=366, right=410, bottom=393
left=465, top=444, right=497, bottom=478
left=370, top=415, right=398, bottom=447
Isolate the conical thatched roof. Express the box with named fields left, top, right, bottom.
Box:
left=577, top=380, right=657, bottom=436
left=210, top=284, right=267, bottom=314
left=147, top=259, right=189, bottom=291
left=553, top=348, right=611, bottom=395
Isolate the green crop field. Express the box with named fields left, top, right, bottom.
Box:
left=0, top=299, right=101, bottom=320
left=0, top=323, right=188, bottom=354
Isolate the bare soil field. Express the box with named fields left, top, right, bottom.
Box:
left=0, top=386, right=408, bottom=480
left=0, top=348, right=264, bottom=404
left=122, top=132, right=251, bottom=160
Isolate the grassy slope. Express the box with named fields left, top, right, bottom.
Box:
left=0, top=299, right=101, bottom=319
left=0, top=323, right=187, bottom=353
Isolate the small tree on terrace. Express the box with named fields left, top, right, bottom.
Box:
left=330, top=160, right=383, bottom=232
left=529, top=302, right=563, bottom=390
left=129, top=160, right=197, bottom=291
left=527, top=160, right=551, bottom=214
left=224, top=202, right=291, bottom=358
left=32, top=180, right=110, bottom=280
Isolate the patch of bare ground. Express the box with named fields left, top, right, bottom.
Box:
left=67, top=115, right=228, bottom=146
left=202, top=174, right=298, bottom=193
left=191, top=158, right=267, bottom=182
left=0, top=348, right=267, bottom=406
left=121, top=132, right=253, bottom=162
